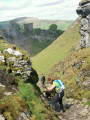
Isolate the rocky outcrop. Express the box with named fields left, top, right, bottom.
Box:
left=0, top=36, right=38, bottom=84
left=61, top=98, right=90, bottom=120
left=76, top=0, right=90, bottom=47
left=0, top=47, right=38, bottom=83
left=18, top=108, right=31, bottom=120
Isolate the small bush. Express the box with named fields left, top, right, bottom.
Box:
left=49, top=24, right=57, bottom=32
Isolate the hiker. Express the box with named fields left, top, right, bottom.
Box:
left=41, top=74, right=45, bottom=87
left=47, top=77, right=65, bottom=113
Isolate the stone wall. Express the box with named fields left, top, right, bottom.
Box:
left=76, top=0, right=90, bottom=47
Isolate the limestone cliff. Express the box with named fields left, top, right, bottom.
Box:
left=76, top=0, right=90, bottom=47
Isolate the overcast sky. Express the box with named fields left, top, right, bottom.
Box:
left=0, top=0, right=81, bottom=22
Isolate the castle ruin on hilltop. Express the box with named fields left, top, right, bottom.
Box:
left=24, top=23, right=33, bottom=34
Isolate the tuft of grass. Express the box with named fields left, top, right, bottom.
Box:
left=85, top=100, right=90, bottom=106
left=0, top=66, right=6, bottom=71
left=3, top=112, right=13, bottom=120
left=0, top=95, right=28, bottom=119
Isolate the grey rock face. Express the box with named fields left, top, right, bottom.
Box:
left=59, top=98, right=90, bottom=120
left=18, top=108, right=31, bottom=120
left=0, top=115, right=5, bottom=120
left=0, top=52, right=5, bottom=63
left=76, top=69, right=90, bottom=90
left=3, top=48, right=35, bottom=82
left=76, top=1, right=90, bottom=47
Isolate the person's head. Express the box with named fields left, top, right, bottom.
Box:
left=41, top=74, right=43, bottom=76
left=48, top=76, right=56, bottom=83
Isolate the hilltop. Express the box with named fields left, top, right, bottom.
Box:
left=0, top=17, right=73, bottom=30
left=0, top=17, right=70, bottom=57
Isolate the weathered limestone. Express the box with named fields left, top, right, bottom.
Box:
left=0, top=83, right=5, bottom=87
left=0, top=115, right=5, bottom=120
left=62, top=98, right=90, bottom=120
left=4, top=48, right=22, bottom=56
left=0, top=52, right=5, bottom=63
left=18, top=108, right=31, bottom=120
left=76, top=0, right=90, bottom=47
left=3, top=48, right=35, bottom=82
left=4, top=92, right=12, bottom=96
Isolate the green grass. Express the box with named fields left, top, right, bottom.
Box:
left=34, top=22, right=73, bottom=30
left=26, top=38, right=53, bottom=56
left=19, top=81, right=58, bottom=120
left=0, top=66, right=6, bottom=71
left=85, top=100, right=90, bottom=106
left=31, top=22, right=81, bottom=78
left=0, top=42, right=5, bottom=52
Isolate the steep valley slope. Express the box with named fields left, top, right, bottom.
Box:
left=0, top=36, right=59, bottom=120
left=31, top=0, right=90, bottom=101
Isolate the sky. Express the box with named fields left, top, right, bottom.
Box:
left=0, top=0, right=81, bottom=22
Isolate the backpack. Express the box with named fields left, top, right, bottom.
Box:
left=55, top=80, right=65, bottom=90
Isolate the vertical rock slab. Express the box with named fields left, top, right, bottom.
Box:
left=76, top=0, right=90, bottom=47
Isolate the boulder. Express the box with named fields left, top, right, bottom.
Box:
left=4, top=92, right=12, bottom=96
left=79, top=109, right=88, bottom=116
left=0, top=115, right=5, bottom=120
left=18, top=108, right=31, bottom=120
left=4, top=48, right=22, bottom=56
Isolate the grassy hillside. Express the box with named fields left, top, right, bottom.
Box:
left=31, top=20, right=81, bottom=77
left=0, top=21, right=11, bottom=29
left=26, top=38, right=53, bottom=56
left=31, top=18, right=90, bottom=100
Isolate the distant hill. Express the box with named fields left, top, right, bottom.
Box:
left=0, top=17, right=73, bottom=30
left=0, top=17, right=71, bottom=57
